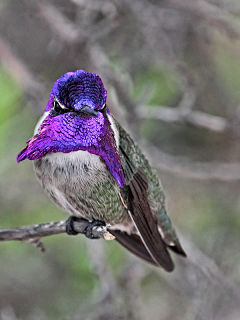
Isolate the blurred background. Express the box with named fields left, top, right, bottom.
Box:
left=1, top=0, right=240, bottom=319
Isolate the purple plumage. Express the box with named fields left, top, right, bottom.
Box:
left=17, top=70, right=125, bottom=187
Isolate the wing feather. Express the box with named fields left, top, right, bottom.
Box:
left=110, top=230, right=159, bottom=266
left=112, top=123, right=185, bottom=271
left=127, top=169, right=174, bottom=271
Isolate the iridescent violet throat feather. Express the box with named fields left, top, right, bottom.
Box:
left=17, top=70, right=186, bottom=272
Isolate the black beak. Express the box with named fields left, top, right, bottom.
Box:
left=80, top=105, right=98, bottom=117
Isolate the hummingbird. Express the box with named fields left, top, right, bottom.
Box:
left=17, top=70, right=186, bottom=272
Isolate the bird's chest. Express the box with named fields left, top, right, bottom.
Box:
left=33, top=150, right=126, bottom=223
left=34, top=150, right=107, bottom=192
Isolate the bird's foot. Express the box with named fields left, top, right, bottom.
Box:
left=66, top=216, right=82, bottom=235
left=84, top=220, right=106, bottom=239
left=65, top=216, right=106, bottom=239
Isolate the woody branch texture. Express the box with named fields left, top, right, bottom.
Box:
left=0, top=220, right=114, bottom=251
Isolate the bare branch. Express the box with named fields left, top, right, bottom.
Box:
left=137, top=105, right=228, bottom=133
left=0, top=220, right=115, bottom=249
left=144, top=144, right=240, bottom=182
left=159, top=233, right=240, bottom=318
left=0, top=37, right=42, bottom=93
left=168, top=0, right=240, bottom=39
left=32, top=1, right=85, bottom=44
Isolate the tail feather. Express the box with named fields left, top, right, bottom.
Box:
left=110, top=230, right=174, bottom=271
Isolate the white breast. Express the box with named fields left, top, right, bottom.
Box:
left=34, top=149, right=111, bottom=217
left=46, top=149, right=102, bottom=169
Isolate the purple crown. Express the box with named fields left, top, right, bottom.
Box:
left=45, top=70, right=107, bottom=112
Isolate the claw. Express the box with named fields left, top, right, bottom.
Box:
left=65, top=216, right=107, bottom=239
left=84, top=220, right=106, bottom=239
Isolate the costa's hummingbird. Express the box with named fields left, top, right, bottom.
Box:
left=17, top=70, right=186, bottom=272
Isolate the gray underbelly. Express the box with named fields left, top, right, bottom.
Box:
left=34, top=153, right=127, bottom=225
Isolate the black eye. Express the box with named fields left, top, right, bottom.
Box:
left=53, top=101, right=61, bottom=112
left=52, top=100, right=69, bottom=115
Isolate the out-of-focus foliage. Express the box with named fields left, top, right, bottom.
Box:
left=0, top=0, right=240, bottom=319
left=133, top=66, right=180, bottom=106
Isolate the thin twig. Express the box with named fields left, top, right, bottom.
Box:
left=0, top=37, right=42, bottom=93
left=137, top=105, right=228, bottom=133
left=160, top=233, right=240, bottom=306
left=168, top=0, right=240, bottom=39
left=33, top=1, right=85, bottom=44
left=0, top=220, right=115, bottom=250
left=143, top=144, right=240, bottom=182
